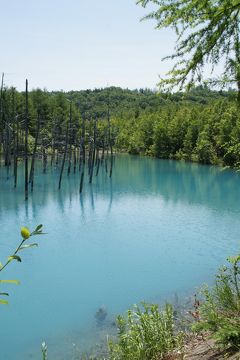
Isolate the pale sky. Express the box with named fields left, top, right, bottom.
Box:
left=0, top=0, right=177, bottom=91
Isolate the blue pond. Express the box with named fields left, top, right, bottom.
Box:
left=0, top=155, right=239, bottom=359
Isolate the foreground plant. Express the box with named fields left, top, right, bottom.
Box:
left=0, top=224, right=45, bottom=304
left=108, top=302, right=184, bottom=360
left=193, top=255, right=240, bottom=351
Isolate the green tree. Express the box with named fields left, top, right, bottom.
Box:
left=137, top=0, right=240, bottom=101
left=194, top=126, right=218, bottom=164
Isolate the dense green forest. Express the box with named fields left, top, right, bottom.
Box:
left=1, top=84, right=239, bottom=172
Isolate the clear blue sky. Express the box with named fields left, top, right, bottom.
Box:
left=0, top=0, right=177, bottom=91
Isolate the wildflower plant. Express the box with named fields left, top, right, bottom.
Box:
left=0, top=224, right=45, bottom=304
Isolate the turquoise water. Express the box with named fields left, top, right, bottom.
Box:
left=0, top=155, right=239, bottom=359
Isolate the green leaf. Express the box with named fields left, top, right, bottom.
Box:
left=8, top=255, right=22, bottom=263
left=0, top=280, right=20, bottom=285
left=31, top=224, right=45, bottom=235
left=0, top=292, right=9, bottom=296
left=0, top=262, right=3, bottom=269
left=35, top=224, right=43, bottom=232
left=0, top=299, right=9, bottom=305
left=19, top=243, right=38, bottom=251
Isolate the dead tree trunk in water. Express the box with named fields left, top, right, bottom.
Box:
left=5, top=107, right=11, bottom=179
left=79, top=117, right=85, bottom=193
left=11, top=89, right=16, bottom=185
left=89, top=119, right=97, bottom=184
left=25, top=79, right=29, bottom=201
left=105, top=132, right=109, bottom=174
left=67, top=101, right=72, bottom=176
left=29, top=111, right=41, bottom=191
left=101, top=130, right=106, bottom=165
left=106, top=93, right=113, bottom=178
left=95, top=137, right=100, bottom=177
left=58, top=115, right=69, bottom=190
left=104, top=97, right=110, bottom=174
left=14, top=113, right=19, bottom=188
left=42, top=142, right=47, bottom=173
left=88, top=119, right=93, bottom=177
left=50, top=120, right=56, bottom=166
left=73, top=128, right=77, bottom=174
left=109, top=124, right=113, bottom=178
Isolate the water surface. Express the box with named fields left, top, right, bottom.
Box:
left=0, top=155, right=239, bottom=359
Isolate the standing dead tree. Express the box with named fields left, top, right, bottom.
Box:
left=24, top=80, right=29, bottom=201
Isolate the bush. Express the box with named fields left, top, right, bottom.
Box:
left=193, top=255, right=240, bottom=350
left=108, top=303, right=184, bottom=360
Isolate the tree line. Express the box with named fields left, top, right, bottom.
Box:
left=114, top=91, right=240, bottom=167
left=0, top=82, right=239, bottom=183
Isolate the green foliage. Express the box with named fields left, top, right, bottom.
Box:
left=0, top=224, right=45, bottom=304
left=1, top=85, right=239, bottom=168
left=193, top=255, right=240, bottom=350
left=137, top=0, right=240, bottom=96
left=108, top=302, right=184, bottom=360
left=194, top=127, right=218, bottom=164
left=115, top=97, right=240, bottom=168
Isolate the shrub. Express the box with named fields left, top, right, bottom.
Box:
left=193, top=255, right=240, bottom=350
left=108, top=302, right=184, bottom=360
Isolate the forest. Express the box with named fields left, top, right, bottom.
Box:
left=1, top=82, right=240, bottom=184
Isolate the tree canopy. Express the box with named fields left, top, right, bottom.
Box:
left=137, top=0, right=240, bottom=100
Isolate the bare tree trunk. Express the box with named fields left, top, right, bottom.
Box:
left=67, top=101, right=72, bottom=176
left=101, top=132, right=105, bottom=165
left=25, top=79, right=29, bottom=201
left=12, top=89, right=16, bottom=185
left=95, top=139, right=100, bottom=176
left=73, top=128, right=77, bottom=174
left=89, top=119, right=96, bottom=184
left=14, top=113, right=19, bottom=188
left=79, top=117, right=85, bottom=193
left=109, top=125, right=114, bottom=178
left=105, top=96, right=111, bottom=174
left=56, top=148, right=59, bottom=166
left=42, top=146, right=47, bottom=173
left=59, top=117, right=69, bottom=190
left=29, top=111, right=41, bottom=191
left=50, top=120, right=56, bottom=166
left=73, top=145, right=77, bottom=173
left=5, top=113, right=11, bottom=179
left=234, top=27, right=240, bottom=106
left=95, top=150, right=100, bottom=176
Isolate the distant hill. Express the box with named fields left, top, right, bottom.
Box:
left=49, top=86, right=236, bottom=119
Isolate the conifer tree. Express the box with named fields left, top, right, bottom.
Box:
left=137, top=0, right=240, bottom=101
